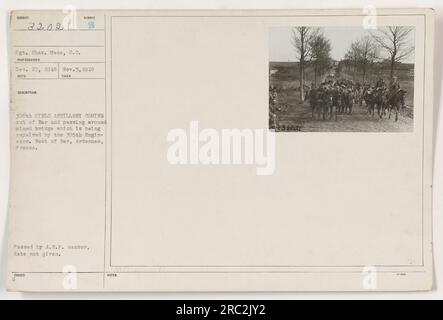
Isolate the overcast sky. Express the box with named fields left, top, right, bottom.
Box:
left=269, top=27, right=415, bottom=64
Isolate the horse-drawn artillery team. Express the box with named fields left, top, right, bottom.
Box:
left=269, top=75, right=408, bottom=130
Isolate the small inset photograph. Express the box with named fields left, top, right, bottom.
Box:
left=269, top=26, right=415, bottom=132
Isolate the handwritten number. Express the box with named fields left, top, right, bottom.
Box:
left=26, top=22, right=65, bottom=31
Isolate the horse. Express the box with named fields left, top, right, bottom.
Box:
left=360, top=87, right=370, bottom=107
left=365, top=90, right=376, bottom=117
left=387, top=89, right=407, bottom=122
left=309, top=89, right=319, bottom=119
left=373, top=89, right=387, bottom=119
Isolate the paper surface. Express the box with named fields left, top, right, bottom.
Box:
left=7, top=9, right=435, bottom=291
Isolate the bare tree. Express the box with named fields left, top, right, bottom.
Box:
left=292, top=27, right=319, bottom=102
left=310, top=33, right=332, bottom=86
left=346, top=36, right=378, bottom=83
left=371, top=26, right=414, bottom=82
left=357, top=36, right=378, bottom=84
left=344, top=42, right=361, bottom=82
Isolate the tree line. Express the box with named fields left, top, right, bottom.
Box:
left=292, top=26, right=414, bottom=102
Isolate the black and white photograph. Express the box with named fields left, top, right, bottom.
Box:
left=269, top=26, right=416, bottom=132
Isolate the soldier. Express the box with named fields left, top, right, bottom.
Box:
left=319, top=84, right=330, bottom=120
left=352, top=82, right=359, bottom=106
left=307, top=83, right=315, bottom=102
left=364, top=86, right=375, bottom=115
left=339, top=85, right=347, bottom=113
left=374, top=85, right=387, bottom=118
left=389, top=76, right=405, bottom=108
left=390, top=76, right=401, bottom=91
left=269, top=85, right=275, bottom=107
left=347, top=87, right=354, bottom=114
left=269, top=86, right=280, bottom=129
left=309, top=86, right=319, bottom=118
left=332, top=83, right=341, bottom=117
left=359, top=82, right=368, bottom=107
left=270, top=86, right=279, bottom=109
left=376, top=77, right=386, bottom=89
left=303, top=83, right=312, bottom=102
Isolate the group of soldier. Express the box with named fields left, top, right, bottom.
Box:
left=305, top=75, right=405, bottom=120
left=307, top=79, right=354, bottom=119
left=363, top=76, right=406, bottom=119
left=269, top=75, right=407, bottom=129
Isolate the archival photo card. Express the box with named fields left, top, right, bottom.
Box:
left=6, top=9, right=435, bottom=292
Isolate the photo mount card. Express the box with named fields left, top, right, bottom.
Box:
left=7, top=8, right=435, bottom=292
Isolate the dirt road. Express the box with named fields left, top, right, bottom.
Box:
left=273, top=99, right=413, bottom=132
